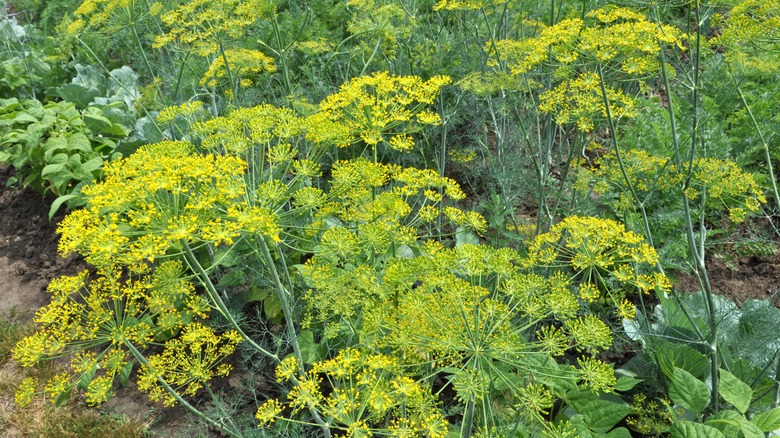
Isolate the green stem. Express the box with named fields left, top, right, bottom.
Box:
left=657, top=2, right=719, bottom=412
left=181, top=240, right=279, bottom=362
left=172, top=49, right=192, bottom=103
left=131, top=25, right=155, bottom=79
left=595, top=64, right=659, bottom=262
left=255, top=236, right=332, bottom=437
left=217, top=41, right=241, bottom=109
left=437, top=91, right=447, bottom=239
left=270, top=14, right=292, bottom=96
left=255, top=236, right=303, bottom=366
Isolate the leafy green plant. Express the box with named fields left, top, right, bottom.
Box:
left=623, top=291, right=780, bottom=435
left=0, top=14, right=50, bottom=97
left=0, top=97, right=129, bottom=217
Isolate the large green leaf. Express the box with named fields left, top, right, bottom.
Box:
left=43, top=137, right=68, bottom=160
left=56, top=83, right=102, bottom=108
left=49, top=194, right=79, bottom=219
left=67, top=133, right=93, bottom=153
left=614, top=376, right=642, bottom=392
left=80, top=156, right=103, bottom=174
left=705, top=410, right=742, bottom=437
left=718, top=368, right=752, bottom=414
left=751, top=407, right=780, bottom=432
left=657, top=342, right=710, bottom=381
left=670, top=421, right=725, bottom=438
left=297, top=330, right=323, bottom=364
left=581, top=399, right=632, bottom=433
left=669, top=367, right=710, bottom=415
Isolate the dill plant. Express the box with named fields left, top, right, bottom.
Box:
left=11, top=0, right=780, bottom=435
left=9, top=67, right=663, bottom=436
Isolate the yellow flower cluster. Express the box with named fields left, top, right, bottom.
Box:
left=687, top=157, right=767, bottom=224
left=315, top=157, right=472, bottom=244
left=194, top=104, right=304, bottom=154
left=373, top=251, right=525, bottom=366
left=318, top=72, right=450, bottom=149
left=57, top=141, right=280, bottom=268
left=588, top=150, right=766, bottom=224
left=257, top=348, right=448, bottom=437
left=525, top=216, right=669, bottom=318
left=711, top=0, right=780, bottom=71
left=156, top=100, right=206, bottom=124
left=71, top=0, right=161, bottom=33
left=152, top=0, right=274, bottom=56
left=13, top=261, right=213, bottom=406
left=538, top=72, right=637, bottom=132
left=300, top=158, right=481, bottom=325
left=583, top=149, right=684, bottom=212
left=137, top=324, right=241, bottom=406
left=433, top=0, right=508, bottom=11
left=488, top=6, right=684, bottom=131
left=492, top=6, right=683, bottom=75
left=199, top=48, right=276, bottom=88
left=577, top=357, right=617, bottom=392
left=347, top=0, right=415, bottom=60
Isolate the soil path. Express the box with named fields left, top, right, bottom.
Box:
left=0, top=167, right=82, bottom=317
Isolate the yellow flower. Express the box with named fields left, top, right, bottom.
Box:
left=256, top=399, right=283, bottom=426
left=15, top=377, right=37, bottom=408
left=199, top=49, right=276, bottom=87
left=317, top=72, right=450, bottom=148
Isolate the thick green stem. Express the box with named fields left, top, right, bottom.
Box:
left=461, top=398, right=475, bottom=438
left=255, top=236, right=332, bottom=437
left=255, top=236, right=303, bottom=368
left=657, top=2, right=719, bottom=412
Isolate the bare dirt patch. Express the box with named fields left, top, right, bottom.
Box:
left=674, top=250, right=780, bottom=305
left=0, top=167, right=86, bottom=317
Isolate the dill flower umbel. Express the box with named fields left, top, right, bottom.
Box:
left=152, top=0, right=274, bottom=56
left=259, top=349, right=448, bottom=435
left=56, top=140, right=280, bottom=267
left=13, top=261, right=222, bottom=406
left=199, top=48, right=276, bottom=88
left=524, top=216, right=669, bottom=321
left=711, top=0, right=780, bottom=71
left=316, top=72, right=451, bottom=149
left=488, top=6, right=684, bottom=131
left=137, top=324, right=241, bottom=406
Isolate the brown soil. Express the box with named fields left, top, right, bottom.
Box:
left=0, top=168, right=84, bottom=317
left=674, top=251, right=780, bottom=305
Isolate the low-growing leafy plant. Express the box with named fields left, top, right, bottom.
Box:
left=0, top=97, right=130, bottom=217
left=623, top=292, right=780, bottom=436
